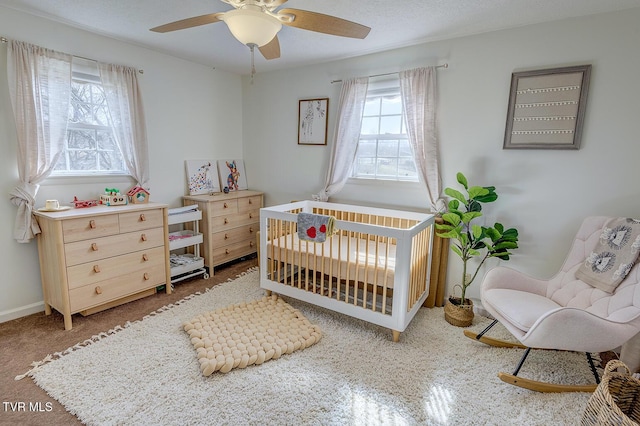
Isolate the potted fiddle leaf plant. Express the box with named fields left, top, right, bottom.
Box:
left=435, top=172, right=520, bottom=327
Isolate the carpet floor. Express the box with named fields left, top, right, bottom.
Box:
left=5, top=261, right=605, bottom=425
left=0, top=257, right=257, bottom=426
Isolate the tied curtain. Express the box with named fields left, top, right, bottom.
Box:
left=98, top=63, right=150, bottom=188
left=399, top=67, right=443, bottom=212
left=7, top=41, right=72, bottom=243
left=6, top=40, right=150, bottom=243
left=314, top=77, right=369, bottom=202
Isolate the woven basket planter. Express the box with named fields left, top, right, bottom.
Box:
left=444, top=297, right=474, bottom=327
left=581, top=360, right=640, bottom=426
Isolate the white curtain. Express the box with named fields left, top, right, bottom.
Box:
left=399, top=67, right=444, bottom=212
left=7, top=41, right=72, bottom=243
left=98, top=63, right=150, bottom=188
left=313, top=77, right=369, bottom=202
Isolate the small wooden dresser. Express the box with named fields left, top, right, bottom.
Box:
left=183, top=190, right=263, bottom=274
left=34, top=203, right=171, bottom=330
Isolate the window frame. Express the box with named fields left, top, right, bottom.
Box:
left=350, top=78, right=419, bottom=183
left=51, top=61, right=129, bottom=178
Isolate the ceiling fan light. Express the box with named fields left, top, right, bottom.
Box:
left=221, top=9, right=282, bottom=47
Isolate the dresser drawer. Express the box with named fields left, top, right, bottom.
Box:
left=210, top=199, right=238, bottom=217
left=62, top=214, right=119, bottom=243
left=238, top=195, right=262, bottom=214
left=119, top=209, right=164, bottom=233
left=211, top=212, right=258, bottom=229
left=67, top=246, right=166, bottom=289
left=69, top=262, right=166, bottom=312
left=64, top=227, right=165, bottom=267
left=211, top=224, right=258, bottom=246
left=212, top=239, right=257, bottom=266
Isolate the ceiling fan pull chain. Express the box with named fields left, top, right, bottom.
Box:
left=249, top=43, right=256, bottom=84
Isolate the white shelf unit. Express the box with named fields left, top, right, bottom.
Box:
left=168, top=207, right=208, bottom=284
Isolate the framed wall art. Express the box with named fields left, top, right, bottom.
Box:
left=185, top=160, right=220, bottom=195
left=503, top=64, right=591, bottom=150
left=298, top=98, right=329, bottom=145
left=218, top=159, right=248, bottom=191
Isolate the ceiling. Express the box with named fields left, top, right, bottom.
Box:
left=1, top=0, right=640, bottom=75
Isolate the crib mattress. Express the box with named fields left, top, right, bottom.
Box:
left=266, top=233, right=396, bottom=288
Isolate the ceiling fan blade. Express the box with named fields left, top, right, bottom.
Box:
left=279, top=8, right=370, bottom=39
left=259, top=36, right=281, bottom=60
left=150, top=13, right=224, bottom=33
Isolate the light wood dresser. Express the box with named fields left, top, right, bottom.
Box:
left=183, top=190, right=263, bottom=274
left=34, top=203, right=171, bottom=330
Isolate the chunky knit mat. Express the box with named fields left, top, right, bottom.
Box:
left=183, top=294, right=322, bottom=375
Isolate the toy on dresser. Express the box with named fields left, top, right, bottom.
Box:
left=100, top=188, right=128, bottom=206
left=127, top=185, right=150, bottom=204
left=72, top=196, right=98, bottom=208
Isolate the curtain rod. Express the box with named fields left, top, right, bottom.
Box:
left=330, top=63, right=448, bottom=84
left=1, top=36, right=144, bottom=74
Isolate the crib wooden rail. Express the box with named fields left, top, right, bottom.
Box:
left=259, top=201, right=438, bottom=342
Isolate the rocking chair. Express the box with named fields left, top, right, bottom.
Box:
left=465, top=216, right=640, bottom=392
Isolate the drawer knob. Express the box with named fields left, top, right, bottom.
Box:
left=93, top=265, right=101, bottom=273
left=223, top=203, right=228, bottom=209
left=249, top=199, right=252, bottom=204
left=95, top=286, right=102, bottom=295
left=250, top=241, right=255, bottom=247
left=91, top=243, right=98, bottom=251
left=139, top=214, right=146, bottom=222
left=249, top=227, right=254, bottom=233
left=89, top=220, right=96, bottom=229
left=141, top=233, right=147, bottom=242
left=225, top=249, right=230, bottom=255
left=249, top=213, right=253, bottom=219
left=142, top=254, right=149, bottom=261
left=143, top=272, right=150, bottom=280
left=224, top=218, right=229, bottom=225
left=224, top=233, right=229, bottom=240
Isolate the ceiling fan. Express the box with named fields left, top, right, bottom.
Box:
left=150, top=0, right=371, bottom=66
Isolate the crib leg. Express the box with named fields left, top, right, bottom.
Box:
left=392, top=330, right=400, bottom=343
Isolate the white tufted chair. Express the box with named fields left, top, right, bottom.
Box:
left=476, top=216, right=640, bottom=392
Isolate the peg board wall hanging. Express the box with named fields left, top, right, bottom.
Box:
left=503, top=64, right=591, bottom=150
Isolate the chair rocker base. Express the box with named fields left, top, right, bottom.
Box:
left=497, top=372, right=597, bottom=393
left=463, top=329, right=527, bottom=349
left=466, top=319, right=601, bottom=393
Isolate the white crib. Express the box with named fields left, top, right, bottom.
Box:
left=259, top=201, right=436, bottom=341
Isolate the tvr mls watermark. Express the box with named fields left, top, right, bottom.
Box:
left=3, top=401, right=53, bottom=412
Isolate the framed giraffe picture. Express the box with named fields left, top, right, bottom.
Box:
left=298, top=98, right=329, bottom=145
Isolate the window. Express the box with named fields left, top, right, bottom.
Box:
left=53, top=60, right=126, bottom=175
left=351, top=79, right=418, bottom=182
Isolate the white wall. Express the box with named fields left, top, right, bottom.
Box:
left=242, top=8, right=640, bottom=304
left=0, top=6, right=244, bottom=321
left=2, top=6, right=640, bottom=321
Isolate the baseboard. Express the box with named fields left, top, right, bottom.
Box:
left=0, top=301, right=44, bottom=324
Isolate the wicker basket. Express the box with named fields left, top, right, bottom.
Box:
left=444, top=297, right=474, bottom=327
left=581, top=360, right=640, bottom=426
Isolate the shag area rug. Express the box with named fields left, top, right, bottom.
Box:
left=23, top=268, right=595, bottom=425
left=184, top=294, right=321, bottom=375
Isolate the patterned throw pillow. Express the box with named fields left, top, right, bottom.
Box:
left=576, top=217, right=640, bottom=293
